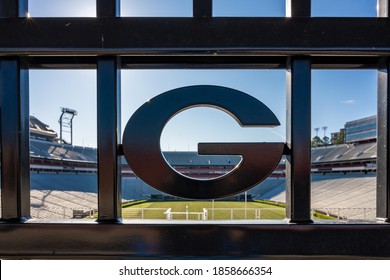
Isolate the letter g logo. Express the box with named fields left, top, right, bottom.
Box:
left=122, top=85, right=284, bottom=199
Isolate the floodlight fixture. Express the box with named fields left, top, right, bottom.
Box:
left=59, top=107, right=78, bottom=145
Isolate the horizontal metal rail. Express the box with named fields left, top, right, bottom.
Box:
left=1, top=222, right=390, bottom=258
left=1, top=18, right=390, bottom=55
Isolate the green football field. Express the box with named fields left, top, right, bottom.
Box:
left=121, top=200, right=286, bottom=220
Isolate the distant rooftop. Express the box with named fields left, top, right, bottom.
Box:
left=30, top=115, right=57, bottom=141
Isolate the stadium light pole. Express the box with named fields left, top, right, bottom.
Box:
left=314, top=127, right=319, bottom=137
left=322, top=126, right=328, bottom=138
left=58, top=107, right=77, bottom=145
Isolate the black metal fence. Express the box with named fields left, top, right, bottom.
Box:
left=0, top=0, right=390, bottom=258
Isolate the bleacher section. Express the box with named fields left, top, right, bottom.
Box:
left=255, top=173, right=376, bottom=219
left=311, top=142, right=376, bottom=164
left=30, top=138, right=97, bottom=162
left=26, top=171, right=378, bottom=220
left=31, top=190, right=97, bottom=219
left=3, top=123, right=379, bottom=220
left=30, top=138, right=377, bottom=171
left=29, top=173, right=97, bottom=219
left=30, top=115, right=57, bottom=142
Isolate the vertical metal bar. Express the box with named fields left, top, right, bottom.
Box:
left=0, top=0, right=18, bottom=17
left=96, top=0, right=121, bottom=222
left=286, top=0, right=311, bottom=17
left=378, top=0, right=389, bottom=17
left=0, top=0, right=29, bottom=221
left=286, top=57, right=312, bottom=223
left=193, top=0, right=212, bottom=18
left=96, top=0, right=120, bottom=17
left=377, top=0, right=390, bottom=222
left=377, top=58, right=390, bottom=222
left=97, top=57, right=122, bottom=222
left=0, top=0, right=28, bottom=17
left=0, top=58, right=30, bottom=221
left=286, top=0, right=311, bottom=223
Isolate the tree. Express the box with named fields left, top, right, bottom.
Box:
left=311, top=136, right=323, bottom=147
left=332, top=129, right=345, bottom=145
left=323, top=136, right=330, bottom=146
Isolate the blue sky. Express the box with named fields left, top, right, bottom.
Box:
left=28, top=0, right=378, bottom=17
left=29, top=0, right=378, bottom=149
left=121, top=70, right=286, bottom=151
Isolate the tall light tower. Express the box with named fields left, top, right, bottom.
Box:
left=59, top=107, right=78, bottom=145
left=314, top=127, right=320, bottom=137
left=322, top=126, right=328, bottom=138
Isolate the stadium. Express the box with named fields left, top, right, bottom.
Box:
left=3, top=0, right=390, bottom=260
left=0, top=114, right=377, bottom=220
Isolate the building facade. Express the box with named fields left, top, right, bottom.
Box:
left=345, top=115, right=376, bottom=143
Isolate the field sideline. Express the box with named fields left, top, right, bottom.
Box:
left=121, top=200, right=286, bottom=220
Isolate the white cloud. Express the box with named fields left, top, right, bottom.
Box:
left=341, top=99, right=356, bottom=104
